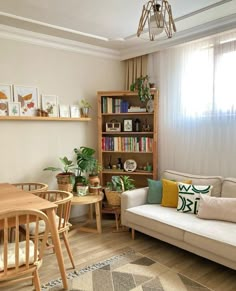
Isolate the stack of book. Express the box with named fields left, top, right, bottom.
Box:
left=102, top=97, right=129, bottom=113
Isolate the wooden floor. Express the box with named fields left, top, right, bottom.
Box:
left=1, top=218, right=236, bottom=291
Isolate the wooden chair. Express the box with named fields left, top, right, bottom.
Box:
left=31, top=190, right=75, bottom=269
left=0, top=209, right=49, bottom=290
left=12, top=182, right=48, bottom=192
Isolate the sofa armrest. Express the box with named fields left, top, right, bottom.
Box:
left=121, top=187, right=148, bottom=226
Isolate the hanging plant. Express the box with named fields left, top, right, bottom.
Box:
left=130, top=75, right=152, bottom=102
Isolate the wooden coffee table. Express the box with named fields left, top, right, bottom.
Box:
left=71, top=193, right=103, bottom=234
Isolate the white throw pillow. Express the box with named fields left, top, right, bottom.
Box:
left=177, top=183, right=212, bottom=214
left=197, top=194, right=236, bottom=223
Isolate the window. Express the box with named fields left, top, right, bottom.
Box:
left=181, top=40, right=236, bottom=117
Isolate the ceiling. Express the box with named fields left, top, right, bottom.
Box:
left=0, top=0, right=236, bottom=60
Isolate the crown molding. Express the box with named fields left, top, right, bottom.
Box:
left=0, top=24, right=121, bottom=60
left=120, top=13, right=236, bottom=60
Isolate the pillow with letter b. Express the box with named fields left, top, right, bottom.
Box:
left=177, top=183, right=212, bottom=214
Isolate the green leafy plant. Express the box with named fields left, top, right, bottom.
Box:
left=43, top=156, right=77, bottom=173
left=80, top=99, right=92, bottom=108
left=43, top=156, right=76, bottom=187
left=74, top=146, right=97, bottom=175
left=107, top=175, right=135, bottom=192
left=130, top=75, right=152, bottom=102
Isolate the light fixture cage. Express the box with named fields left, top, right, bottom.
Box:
left=137, top=0, right=176, bottom=40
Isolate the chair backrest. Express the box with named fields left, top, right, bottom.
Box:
left=32, top=190, right=73, bottom=233
left=0, top=209, right=49, bottom=283
left=12, top=182, right=48, bottom=192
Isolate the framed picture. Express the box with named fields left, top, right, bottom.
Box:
left=0, top=84, right=12, bottom=116
left=59, top=104, right=70, bottom=118
left=8, top=102, right=21, bottom=116
left=124, top=159, right=137, bottom=172
left=13, top=85, right=39, bottom=116
left=70, top=105, right=81, bottom=118
left=123, top=119, right=133, bottom=132
left=41, top=95, right=58, bottom=117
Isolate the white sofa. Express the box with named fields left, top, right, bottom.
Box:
left=121, top=170, right=236, bottom=270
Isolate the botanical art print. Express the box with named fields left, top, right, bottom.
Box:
left=0, top=84, right=12, bottom=116
left=8, top=102, right=21, bottom=116
left=13, top=85, right=39, bottom=116
left=41, top=95, right=58, bottom=117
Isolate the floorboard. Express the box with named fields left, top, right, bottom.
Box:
left=1, top=218, right=236, bottom=291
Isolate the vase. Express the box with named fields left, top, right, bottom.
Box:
left=81, top=107, right=89, bottom=117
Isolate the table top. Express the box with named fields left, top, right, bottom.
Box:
left=0, top=183, right=57, bottom=213
left=71, top=193, right=103, bottom=205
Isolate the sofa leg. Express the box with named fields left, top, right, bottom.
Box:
left=131, top=228, right=135, bottom=240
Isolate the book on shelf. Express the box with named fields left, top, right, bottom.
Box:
left=128, top=106, right=146, bottom=113
left=102, top=97, right=129, bottom=113
left=101, top=136, right=153, bottom=152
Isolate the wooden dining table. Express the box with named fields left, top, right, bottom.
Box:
left=0, top=183, right=69, bottom=290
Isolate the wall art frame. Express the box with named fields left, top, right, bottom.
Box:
left=8, top=102, right=21, bottom=116
left=13, top=85, right=39, bottom=116
left=59, top=104, right=70, bottom=118
left=70, top=105, right=81, bottom=118
left=41, top=94, right=58, bottom=117
left=0, top=84, right=12, bottom=116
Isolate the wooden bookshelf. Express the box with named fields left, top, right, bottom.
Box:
left=97, top=90, right=158, bottom=188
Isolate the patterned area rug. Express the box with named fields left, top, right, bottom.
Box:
left=42, top=250, right=211, bottom=291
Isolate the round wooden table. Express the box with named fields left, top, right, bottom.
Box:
left=71, top=193, right=103, bottom=234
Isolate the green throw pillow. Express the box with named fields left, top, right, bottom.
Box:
left=147, top=179, right=162, bottom=204
left=177, top=182, right=212, bottom=214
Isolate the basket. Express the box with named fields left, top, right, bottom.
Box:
left=104, top=190, right=122, bottom=206
left=56, top=173, right=74, bottom=193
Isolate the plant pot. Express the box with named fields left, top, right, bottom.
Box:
left=88, top=175, right=100, bottom=193
left=56, top=172, right=75, bottom=193
left=81, top=107, right=89, bottom=117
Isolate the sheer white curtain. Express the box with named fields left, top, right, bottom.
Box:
left=148, top=30, right=236, bottom=177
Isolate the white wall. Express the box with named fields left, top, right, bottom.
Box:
left=0, top=38, right=125, bottom=216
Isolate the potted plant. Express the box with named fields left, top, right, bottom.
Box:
left=43, top=156, right=76, bottom=192
left=74, top=146, right=101, bottom=192
left=80, top=99, right=92, bottom=117
left=130, top=75, right=152, bottom=102
left=105, top=175, right=135, bottom=206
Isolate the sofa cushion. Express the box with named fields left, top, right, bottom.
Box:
left=125, top=205, right=185, bottom=240
left=177, top=183, right=212, bottom=214
left=161, top=179, right=192, bottom=208
left=221, top=178, right=236, bottom=198
left=0, top=240, right=35, bottom=271
left=162, top=170, right=222, bottom=197
left=147, top=179, right=162, bottom=204
left=184, top=219, right=236, bottom=261
left=197, top=194, right=236, bottom=223
left=125, top=204, right=236, bottom=262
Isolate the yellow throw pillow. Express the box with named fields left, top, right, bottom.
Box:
left=161, top=179, right=192, bottom=208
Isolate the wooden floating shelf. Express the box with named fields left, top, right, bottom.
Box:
left=102, top=151, right=153, bottom=154
left=0, top=116, right=91, bottom=121
left=102, top=112, right=153, bottom=116
left=102, top=170, right=153, bottom=175
left=102, top=132, right=153, bottom=135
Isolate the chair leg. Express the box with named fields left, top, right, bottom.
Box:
left=62, top=232, right=75, bottom=269
left=33, top=269, right=41, bottom=291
